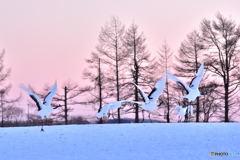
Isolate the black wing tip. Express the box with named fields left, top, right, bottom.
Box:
left=53, top=104, right=62, bottom=109
left=177, top=81, right=189, bottom=94
left=29, top=95, right=42, bottom=111
left=148, top=87, right=157, bottom=99
left=43, top=91, right=51, bottom=103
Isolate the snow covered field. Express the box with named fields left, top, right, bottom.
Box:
left=0, top=123, right=239, bottom=160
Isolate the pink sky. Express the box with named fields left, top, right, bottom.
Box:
left=0, top=0, right=240, bottom=118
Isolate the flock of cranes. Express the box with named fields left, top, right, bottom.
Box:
left=97, top=63, right=205, bottom=120
left=20, top=64, right=205, bottom=131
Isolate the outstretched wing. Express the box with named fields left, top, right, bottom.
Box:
left=107, top=100, right=143, bottom=111
left=96, top=104, right=110, bottom=118
left=43, top=82, right=57, bottom=106
left=167, top=73, right=190, bottom=94
left=131, top=83, right=149, bottom=103
left=189, top=63, right=205, bottom=89
left=20, top=85, right=42, bottom=111
left=96, top=100, right=144, bottom=118
left=120, top=100, right=144, bottom=105
left=148, top=78, right=166, bottom=101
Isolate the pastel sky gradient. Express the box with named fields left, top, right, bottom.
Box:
left=0, top=0, right=240, bottom=112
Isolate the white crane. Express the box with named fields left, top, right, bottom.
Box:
left=132, top=78, right=166, bottom=111
left=96, top=78, right=166, bottom=118
left=96, top=100, right=143, bottom=118
left=20, top=82, right=60, bottom=131
left=167, top=63, right=205, bottom=101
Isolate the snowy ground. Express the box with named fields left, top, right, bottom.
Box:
left=0, top=123, right=239, bottom=160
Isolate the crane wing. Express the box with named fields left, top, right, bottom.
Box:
left=148, top=78, right=166, bottom=101
left=20, top=85, right=42, bottom=111
left=96, top=104, right=110, bottom=118
left=131, top=82, right=149, bottom=103
left=167, top=73, right=190, bottom=94
left=189, top=63, right=205, bottom=89
left=43, top=82, right=57, bottom=106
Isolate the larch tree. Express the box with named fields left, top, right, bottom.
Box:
left=124, top=23, right=156, bottom=123
left=53, top=81, right=82, bottom=125
left=0, top=50, right=20, bottom=127
left=157, top=41, right=173, bottom=123
left=200, top=80, right=220, bottom=122
left=82, top=52, right=107, bottom=123
left=174, top=30, right=205, bottom=122
left=4, top=105, right=24, bottom=123
left=201, top=13, right=240, bottom=122
left=96, top=17, right=127, bottom=123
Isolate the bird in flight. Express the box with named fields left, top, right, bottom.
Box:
left=96, top=78, right=166, bottom=118
left=96, top=100, right=143, bottom=118
left=21, top=82, right=60, bottom=131
left=131, top=78, right=166, bottom=111
left=167, top=63, right=205, bottom=101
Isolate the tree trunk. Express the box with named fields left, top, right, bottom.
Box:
left=98, top=58, right=103, bottom=124
left=195, top=54, right=200, bottom=122
left=64, top=86, right=68, bottom=125
left=196, top=97, right=200, bottom=122
left=134, top=73, right=139, bottom=123
left=133, top=36, right=140, bottom=123
left=1, top=93, right=3, bottom=127
left=166, top=80, right=170, bottom=123
left=115, top=44, right=121, bottom=123
left=224, top=85, right=229, bottom=122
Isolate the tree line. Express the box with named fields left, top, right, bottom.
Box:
left=83, top=13, right=240, bottom=123
left=1, top=13, right=240, bottom=126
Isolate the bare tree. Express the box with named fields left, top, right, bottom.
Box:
left=4, top=105, right=24, bottom=122
left=124, top=23, right=156, bottom=123
left=201, top=13, right=240, bottom=122
left=53, top=81, right=82, bottom=124
left=200, top=81, right=220, bottom=122
left=96, top=17, right=126, bottom=123
left=82, top=52, right=107, bottom=123
left=158, top=41, right=173, bottom=123
left=0, top=50, right=20, bottom=127
left=174, top=30, right=205, bottom=122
